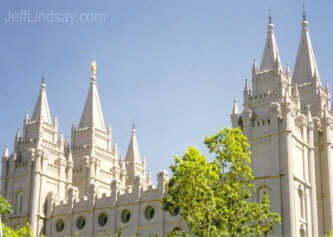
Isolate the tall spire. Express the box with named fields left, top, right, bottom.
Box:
left=125, top=125, right=141, bottom=163
left=259, top=11, right=282, bottom=72
left=78, top=61, right=106, bottom=131
left=232, top=99, right=239, bottom=115
left=285, top=64, right=290, bottom=76
left=2, top=145, right=9, bottom=159
left=15, top=128, right=20, bottom=140
left=244, top=78, right=250, bottom=94
left=68, top=150, right=73, bottom=164
left=31, top=76, right=52, bottom=123
left=292, top=15, right=321, bottom=86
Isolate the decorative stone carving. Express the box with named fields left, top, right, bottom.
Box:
left=270, top=102, right=281, bottom=118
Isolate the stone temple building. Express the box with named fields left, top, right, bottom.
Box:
left=0, top=61, right=184, bottom=236
left=1, top=13, right=333, bottom=237
left=231, top=15, right=333, bottom=237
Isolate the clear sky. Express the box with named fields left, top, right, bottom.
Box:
left=1, top=0, right=332, bottom=180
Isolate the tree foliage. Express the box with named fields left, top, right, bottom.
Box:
left=0, top=195, right=12, bottom=215
left=325, top=229, right=333, bottom=237
left=0, top=195, right=34, bottom=237
left=2, top=223, right=33, bottom=237
left=162, top=128, right=280, bottom=237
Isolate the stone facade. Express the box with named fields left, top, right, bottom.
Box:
left=0, top=65, right=184, bottom=236
left=231, top=16, right=333, bottom=237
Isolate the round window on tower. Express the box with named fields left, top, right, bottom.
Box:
left=144, top=206, right=155, bottom=220
left=56, top=219, right=65, bottom=232
left=76, top=216, right=86, bottom=230
left=98, top=212, right=108, bottom=227
left=121, top=209, right=131, bottom=223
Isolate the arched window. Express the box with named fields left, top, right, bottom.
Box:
left=298, top=189, right=305, bottom=219
left=257, top=185, right=270, bottom=203
left=15, top=191, right=23, bottom=213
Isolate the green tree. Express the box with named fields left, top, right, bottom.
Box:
left=163, top=128, right=280, bottom=237
left=325, top=229, right=333, bottom=237
left=0, top=195, right=34, bottom=237
left=0, top=195, right=12, bottom=215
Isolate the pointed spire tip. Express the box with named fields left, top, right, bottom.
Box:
left=293, top=12, right=320, bottom=85
left=31, top=76, right=51, bottom=123
left=41, top=74, right=46, bottom=90
left=232, top=99, right=239, bottom=115
left=302, top=3, right=307, bottom=21
left=3, top=145, right=9, bottom=158
left=268, top=8, right=272, bottom=24
left=244, top=78, right=250, bottom=91
left=78, top=63, right=106, bottom=131
left=16, top=128, right=20, bottom=137
left=260, top=15, right=281, bottom=72
left=126, top=122, right=141, bottom=163
left=132, top=123, right=136, bottom=134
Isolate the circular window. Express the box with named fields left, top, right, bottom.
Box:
left=169, top=207, right=180, bottom=216
left=56, top=219, right=65, bottom=232
left=76, top=216, right=86, bottom=230
left=121, top=209, right=131, bottom=223
left=144, top=206, right=155, bottom=220
left=98, top=212, right=108, bottom=227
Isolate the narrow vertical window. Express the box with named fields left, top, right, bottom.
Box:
left=19, top=195, right=23, bottom=212
left=298, top=189, right=304, bottom=219
left=15, top=191, right=23, bottom=213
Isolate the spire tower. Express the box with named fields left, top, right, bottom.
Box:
left=79, top=61, right=106, bottom=131
left=293, top=14, right=321, bottom=86
left=2, top=145, right=9, bottom=159
left=125, top=124, right=141, bottom=163
left=31, top=77, right=51, bottom=123
left=259, top=10, right=282, bottom=72
left=231, top=99, right=239, bottom=115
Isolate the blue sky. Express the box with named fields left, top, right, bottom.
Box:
left=1, top=0, right=332, bottom=180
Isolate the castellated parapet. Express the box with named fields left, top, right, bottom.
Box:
left=45, top=172, right=182, bottom=237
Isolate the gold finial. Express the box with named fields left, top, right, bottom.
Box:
left=91, top=60, right=97, bottom=76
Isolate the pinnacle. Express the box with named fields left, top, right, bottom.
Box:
left=78, top=63, right=106, bottom=131
left=232, top=100, right=239, bottom=115
left=31, top=78, right=52, bottom=123
left=259, top=18, right=282, bottom=72
left=125, top=125, right=141, bottom=163
left=293, top=18, right=321, bottom=86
